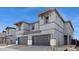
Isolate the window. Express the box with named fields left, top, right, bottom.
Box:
left=64, top=35, right=67, bottom=45
left=46, top=16, right=49, bottom=19
left=18, top=26, right=21, bottom=30
left=32, top=25, right=34, bottom=30
left=7, top=29, right=9, bottom=34
left=44, top=16, right=49, bottom=24
left=41, top=16, right=43, bottom=19
left=23, top=26, right=30, bottom=31
left=49, top=13, right=51, bottom=17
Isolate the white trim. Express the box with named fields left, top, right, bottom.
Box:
left=28, top=40, right=32, bottom=45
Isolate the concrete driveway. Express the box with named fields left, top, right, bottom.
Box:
left=0, top=48, right=18, bottom=51
left=0, top=44, right=19, bottom=51
left=7, top=45, right=52, bottom=51
left=0, top=44, right=77, bottom=51
left=0, top=44, right=53, bottom=51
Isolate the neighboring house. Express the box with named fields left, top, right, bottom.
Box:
left=5, top=27, right=16, bottom=44
left=0, top=33, right=3, bottom=44
left=0, top=27, right=16, bottom=45
left=64, top=21, right=74, bottom=45
left=15, top=8, right=74, bottom=46
left=0, top=31, right=6, bottom=44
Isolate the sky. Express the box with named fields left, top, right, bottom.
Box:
left=0, top=7, right=78, bottom=39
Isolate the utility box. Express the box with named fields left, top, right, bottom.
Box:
left=50, top=39, right=56, bottom=46
left=28, top=40, right=32, bottom=45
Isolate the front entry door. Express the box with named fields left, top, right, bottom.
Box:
left=64, top=35, right=67, bottom=45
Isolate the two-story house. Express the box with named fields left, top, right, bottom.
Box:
left=15, top=8, right=74, bottom=46
left=0, top=31, right=6, bottom=44
left=0, top=33, right=2, bottom=44
left=0, top=27, right=16, bottom=45
left=5, top=27, right=16, bottom=44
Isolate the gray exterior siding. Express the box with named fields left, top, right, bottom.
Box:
left=15, top=9, right=74, bottom=46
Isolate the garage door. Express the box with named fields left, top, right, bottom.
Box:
left=18, top=37, right=28, bottom=45
left=32, top=34, right=50, bottom=46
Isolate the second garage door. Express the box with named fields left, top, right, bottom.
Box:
left=32, top=34, right=50, bottom=46
left=18, top=37, right=28, bottom=45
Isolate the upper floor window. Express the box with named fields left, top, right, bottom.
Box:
left=18, top=26, right=21, bottom=30
left=44, top=16, right=49, bottom=24
left=23, top=26, right=30, bottom=31
left=32, top=25, right=35, bottom=30
left=41, top=16, right=43, bottom=19
left=7, top=29, right=9, bottom=34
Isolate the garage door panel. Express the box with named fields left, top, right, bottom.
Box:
left=32, top=35, right=50, bottom=46
left=18, top=37, right=28, bottom=45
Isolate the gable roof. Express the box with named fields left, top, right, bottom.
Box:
left=65, top=21, right=74, bottom=31
left=2, top=30, right=6, bottom=33
left=39, top=8, right=74, bottom=30
left=14, top=8, right=74, bottom=31
left=5, top=27, right=16, bottom=30
left=39, top=8, right=65, bottom=23
left=14, top=21, right=39, bottom=25
left=14, top=21, right=30, bottom=25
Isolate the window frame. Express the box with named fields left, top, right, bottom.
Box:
left=32, top=25, right=35, bottom=30
left=44, top=16, right=49, bottom=24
